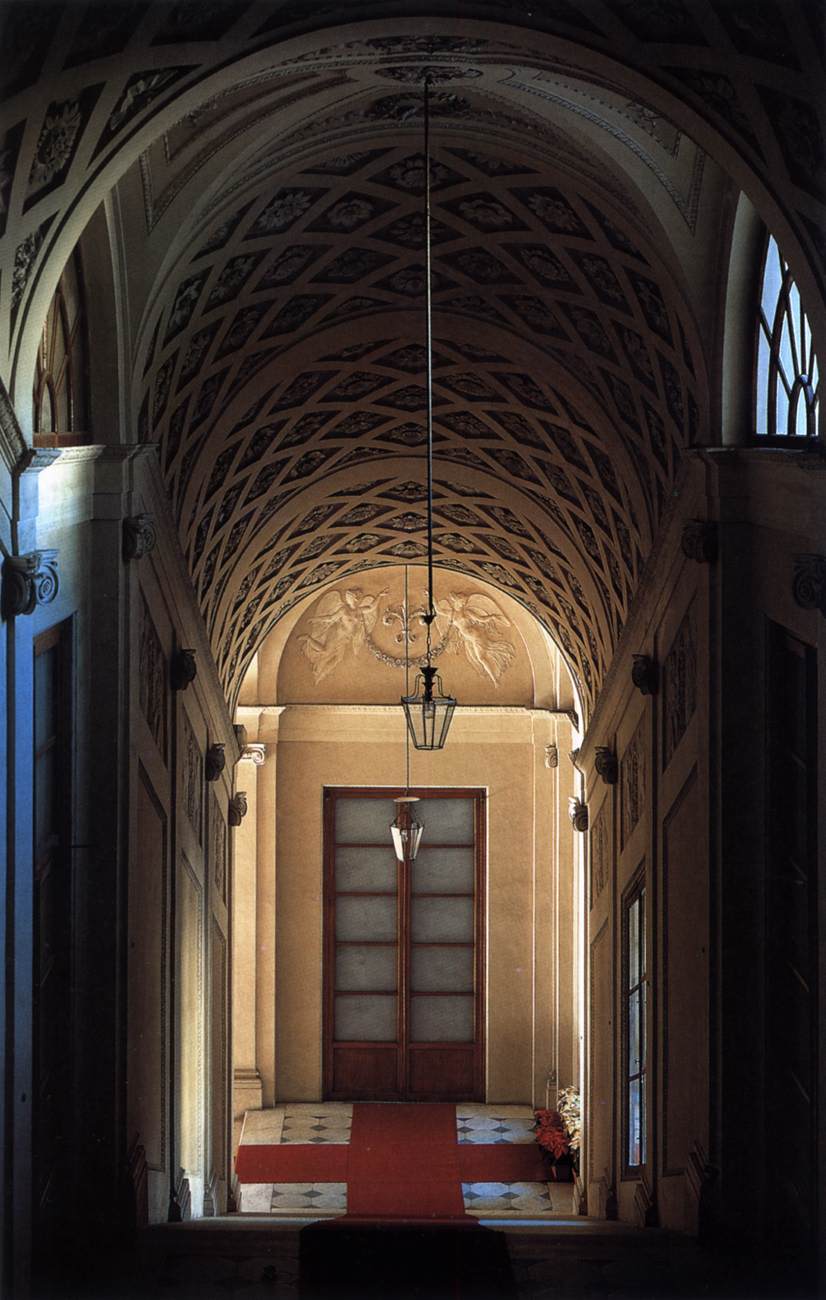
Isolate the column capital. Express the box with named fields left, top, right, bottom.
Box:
left=1, top=548, right=59, bottom=618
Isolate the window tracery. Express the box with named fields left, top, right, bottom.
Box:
left=755, top=235, right=820, bottom=440
left=33, top=250, right=89, bottom=446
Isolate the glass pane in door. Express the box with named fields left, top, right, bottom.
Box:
left=333, top=797, right=399, bottom=1047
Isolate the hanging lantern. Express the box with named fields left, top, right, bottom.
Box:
left=390, top=795, right=424, bottom=862
left=397, top=75, right=457, bottom=751
left=402, top=664, right=457, bottom=751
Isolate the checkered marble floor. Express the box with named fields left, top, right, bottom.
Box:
left=236, top=1103, right=574, bottom=1218
left=239, top=1181, right=347, bottom=1215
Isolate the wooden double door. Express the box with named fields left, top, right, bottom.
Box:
left=323, top=788, right=485, bottom=1101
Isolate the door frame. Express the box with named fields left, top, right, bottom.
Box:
left=322, top=786, right=486, bottom=1102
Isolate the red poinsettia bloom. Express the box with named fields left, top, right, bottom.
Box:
left=533, top=1109, right=570, bottom=1161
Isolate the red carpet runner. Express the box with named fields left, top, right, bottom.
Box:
left=346, top=1102, right=464, bottom=1219
left=235, top=1103, right=550, bottom=1220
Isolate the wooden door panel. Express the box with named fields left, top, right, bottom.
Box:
left=408, top=1047, right=476, bottom=1099
left=331, top=1046, right=400, bottom=1098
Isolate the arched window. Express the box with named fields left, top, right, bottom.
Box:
left=755, top=235, right=820, bottom=440
left=33, top=250, right=89, bottom=446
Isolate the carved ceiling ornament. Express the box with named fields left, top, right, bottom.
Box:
left=296, top=582, right=516, bottom=686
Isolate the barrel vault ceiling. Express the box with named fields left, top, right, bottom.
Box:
left=2, top=3, right=824, bottom=712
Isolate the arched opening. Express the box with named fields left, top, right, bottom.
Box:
left=229, top=564, right=585, bottom=1215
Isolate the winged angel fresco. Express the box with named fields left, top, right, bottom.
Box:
left=436, top=591, right=515, bottom=685
left=298, top=585, right=515, bottom=686
left=297, top=587, right=388, bottom=683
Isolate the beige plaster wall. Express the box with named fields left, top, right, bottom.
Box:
left=236, top=706, right=578, bottom=1106
left=234, top=565, right=581, bottom=1117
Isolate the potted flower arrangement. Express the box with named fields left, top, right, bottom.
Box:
left=533, top=1085, right=581, bottom=1182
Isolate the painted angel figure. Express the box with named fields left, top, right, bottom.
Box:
left=436, top=591, right=516, bottom=685
left=298, top=587, right=387, bottom=682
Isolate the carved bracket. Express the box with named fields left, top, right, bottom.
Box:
left=122, top=513, right=157, bottom=561
left=240, top=743, right=268, bottom=765
left=229, top=792, right=248, bottom=827
left=681, top=520, right=717, bottom=563
left=569, top=797, right=589, bottom=832
left=594, top=746, right=618, bottom=785
left=632, top=654, right=658, bottom=696
left=793, top=553, right=826, bottom=617
left=205, top=743, right=226, bottom=782
left=1, top=549, right=59, bottom=618
left=171, top=648, right=197, bottom=692
left=544, top=742, right=559, bottom=770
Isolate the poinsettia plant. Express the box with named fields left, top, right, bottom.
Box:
left=534, top=1086, right=582, bottom=1174
left=533, top=1108, right=570, bottom=1162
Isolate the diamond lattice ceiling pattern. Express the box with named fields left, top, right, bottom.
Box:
left=139, top=132, right=699, bottom=707
left=1, top=3, right=823, bottom=712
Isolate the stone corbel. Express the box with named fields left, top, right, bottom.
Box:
left=1, top=549, right=59, bottom=618
left=594, top=746, right=618, bottom=785
left=122, top=512, right=157, bottom=561
left=681, top=520, right=717, bottom=563
left=229, top=792, right=248, bottom=827
left=544, top=742, right=558, bottom=769
left=569, top=797, right=588, bottom=832
left=632, top=654, right=658, bottom=696
left=170, top=647, right=197, bottom=691
left=240, top=743, right=268, bottom=765
left=205, top=743, right=226, bottom=782
left=793, top=553, right=826, bottom=617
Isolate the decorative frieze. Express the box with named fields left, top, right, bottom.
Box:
left=240, top=743, right=268, bottom=765
left=569, top=797, right=589, bottom=832
left=1, top=548, right=59, bottom=617
left=621, top=716, right=647, bottom=849
left=681, top=520, right=717, bottom=563
left=632, top=653, right=658, bottom=696
left=171, top=647, right=197, bottom=691
left=590, top=801, right=610, bottom=908
left=793, top=553, right=826, bottom=617
left=210, top=793, right=227, bottom=906
left=123, top=512, right=157, bottom=561
left=594, top=746, right=618, bottom=785
left=139, top=591, right=167, bottom=758
left=205, top=743, right=225, bottom=782
left=662, top=603, right=697, bottom=769
left=228, top=792, right=248, bottom=827
left=181, top=711, right=202, bottom=841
